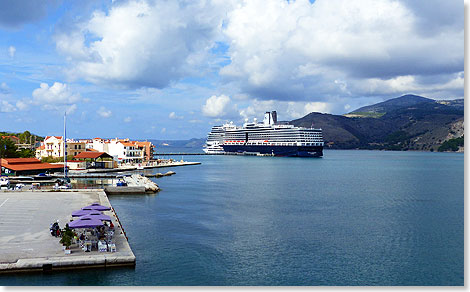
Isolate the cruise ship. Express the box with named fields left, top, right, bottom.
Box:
left=203, top=111, right=324, bottom=157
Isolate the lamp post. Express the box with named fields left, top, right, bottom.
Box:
left=64, top=112, right=67, bottom=178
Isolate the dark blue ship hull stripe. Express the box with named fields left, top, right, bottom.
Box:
left=222, top=145, right=323, bottom=157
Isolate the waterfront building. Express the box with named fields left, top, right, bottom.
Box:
left=107, top=139, right=144, bottom=164
left=37, top=136, right=152, bottom=165
left=0, top=158, right=64, bottom=175
left=35, top=136, right=87, bottom=159
left=135, top=141, right=154, bottom=161
left=74, top=152, right=115, bottom=169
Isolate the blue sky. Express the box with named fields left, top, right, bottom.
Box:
left=0, top=0, right=464, bottom=140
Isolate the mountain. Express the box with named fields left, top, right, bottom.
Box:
left=290, top=94, right=464, bottom=151
left=346, top=94, right=434, bottom=117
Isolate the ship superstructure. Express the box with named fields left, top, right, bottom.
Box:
left=204, top=111, right=324, bottom=157
left=202, top=123, right=236, bottom=154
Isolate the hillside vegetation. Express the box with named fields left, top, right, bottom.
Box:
left=290, top=94, right=464, bottom=152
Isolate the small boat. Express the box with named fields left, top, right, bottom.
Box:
left=54, top=177, right=72, bottom=190
left=116, top=178, right=127, bottom=187
left=0, top=177, right=10, bottom=189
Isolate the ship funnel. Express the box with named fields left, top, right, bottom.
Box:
left=263, top=112, right=271, bottom=125
left=271, top=111, right=277, bottom=124
left=264, top=111, right=276, bottom=125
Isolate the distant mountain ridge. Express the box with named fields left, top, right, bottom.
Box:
left=348, top=94, right=434, bottom=116
left=290, top=94, right=464, bottom=151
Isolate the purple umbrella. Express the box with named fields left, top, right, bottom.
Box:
left=82, top=203, right=111, bottom=211
left=71, top=209, right=101, bottom=217
left=69, top=217, right=104, bottom=229
left=80, top=213, right=112, bottom=222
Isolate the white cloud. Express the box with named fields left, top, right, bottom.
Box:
left=304, top=102, right=331, bottom=114
left=161, top=127, right=166, bottom=133
left=50, top=0, right=462, bottom=117
left=124, top=116, right=132, bottom=123
left=237, top=98, right=334, bottom=122
left=8, top=46, right=15, bottom=58
left=0, top=82, right=9, bottom=94
left=202, top=94, right=236, bottom=118
left=0, top=100, right=16, bottom=112
left=55, top=0, right=232, bottom=88
left=221, top=0, right=463, bottom=101
left=15, top=99, right=30, bottom=111
left=239, top=106, right=256, bottom=120
left=169, top=112, right=183, bottom=120
left=31, top=82, right=81, bottom=112
left=97, top=106, right=112, bottom=118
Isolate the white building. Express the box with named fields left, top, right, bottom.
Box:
left=106, top=139, right=143, bottom=164
left=35, top=136, right=86, bottom=159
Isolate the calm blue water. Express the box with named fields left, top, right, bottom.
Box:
left=1, top=150, right=464, bottom=286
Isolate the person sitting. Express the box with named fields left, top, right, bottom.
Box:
left=109, top=221, right=114, bottom=229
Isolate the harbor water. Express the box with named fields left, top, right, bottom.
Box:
left=0, top=150, right=464, bottom=285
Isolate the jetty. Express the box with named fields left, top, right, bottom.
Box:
left=0, top=190, right=135, bottom=273
left=104, top=174, right=160, bottom=195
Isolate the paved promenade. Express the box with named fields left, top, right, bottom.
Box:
left=0, top=190, right=135, bottom=273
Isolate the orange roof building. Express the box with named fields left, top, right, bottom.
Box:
left=135, top=141, right=154, bottom=161
left=1, top=136, right=20, bottom=144
left=74, top=152, right=113, bottom=160
left=1, top=158, right=64, bottom=175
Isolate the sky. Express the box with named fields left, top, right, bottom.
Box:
left=0, top=0, right=464, bottom=140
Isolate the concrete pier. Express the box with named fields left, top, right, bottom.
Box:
left=0, top=190, right=135, bottom=273
left=60, top=161, right=201, bottom=176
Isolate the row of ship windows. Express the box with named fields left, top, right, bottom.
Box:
left=225, top=133, right=322, bottom=139
left=225, top=138, right=323, bottom=143
left=225, top=142, right=323, bottom=146
left=225, top=137, right=323, bottom=141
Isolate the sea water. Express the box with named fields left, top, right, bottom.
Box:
left=1, top=150, right=464, bottom=285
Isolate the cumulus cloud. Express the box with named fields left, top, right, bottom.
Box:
left=0, top=100, right=16, bottom=112
left=202, top=94, right=237, bottom=118
left=51, top=0, right=463, bottom=116
left=237, top=98, right=335, bottom=122
left=97, top=106, right=112, bottom=118
left=221, top=0, right=463, bottom=101
left=124, top=116, right=132, bottom=123
left=55, top=0, right=231, bottom=88
left=15, top=100, right=30, bottom=111
left=32, top=82, right=81, bottom=112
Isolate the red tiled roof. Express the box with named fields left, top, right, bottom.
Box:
left=45, top=136, right=63, bottom=140
left=74, top=152, right=113, bottom=159
left=4, top=163, right=64, bottom=171
left=2, top=135, right=19, bottom=141
left=0, top=158, right=64, bottom=171
left=2, top=158, right=41, bottom=164
left=86, top=148, right=99, bottom=152
left=36, top=145, right=45, bottom=150
left=121, top=142, right=135, bottom=147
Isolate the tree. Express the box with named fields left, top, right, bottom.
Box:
left=0, top=138, right=18, bottom=158
left=18, top=131, right=31, bottom=144
left=18, top=148, right=35, bottom=158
